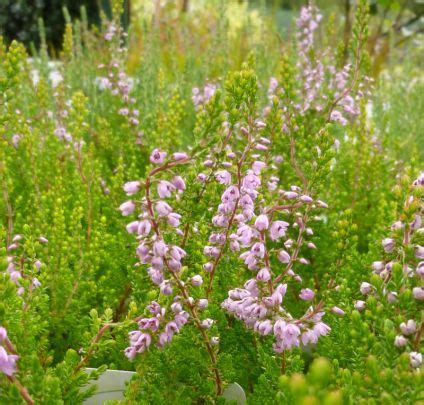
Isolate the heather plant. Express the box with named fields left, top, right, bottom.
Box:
left=0, top=1, right=422, bottom=404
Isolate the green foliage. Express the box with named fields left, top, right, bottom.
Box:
left=0, top=1, right=422, bottom=404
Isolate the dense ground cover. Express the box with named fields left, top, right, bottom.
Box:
left=0, top=1, right=422, bottom=403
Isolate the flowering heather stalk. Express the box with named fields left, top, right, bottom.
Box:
left=359, top=173, right=423, bottom=368
left=217, top=122, right=332, bottom=353
left=121, top=149, right=222, bottom=394
left=96, top=21, right=143, bottom=145
left=293, top=4, right=371, bottom=123
left=0, top=327, right=34, bottom=404
left=6, top=234, right=45, bottom=296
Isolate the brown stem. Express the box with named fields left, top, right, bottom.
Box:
left=6, top=375, right=34, bottom=405
left=113, top=284, right=132, bottom=322
left=74, top=323, right=111, bottom=374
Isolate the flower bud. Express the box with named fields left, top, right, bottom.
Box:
left=191, top=275, right=203, bottom=287
left=394, top=335, right=407, bottom=348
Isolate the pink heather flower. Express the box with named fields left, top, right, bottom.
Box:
left=255, top=320, right=273, bottom=336
left=411, top=214, right=422, bottom=231
left=197, top=173, right=207, bottom=182
left=150, top=149, right=167, bottom=164
left=331, top=306, right=345, bottom=316
left=124, top=346, right=137, bottom=360
left=416, top=245, right=424, bottom=259
left=278, top=250, right=291, bottom=264
left=191, top=275, right=203, bottom=287
left=284, top=191, right=298, bottom=199
left=371, top=261, right=385, bottom=273
left=412, top=287, right=424, bottom=301
left=172, top=176, right=186, bottom=191
left=269, top=221, right=289, bottom=241
left=354, top=300, right=366, bottom=311
left=157, top=181, right=175, bottom=198
left=124, top=181, right=141, bottom=195
left=242, top=173, right=261, bottom=190
left=254, top=214, right=269, bottom=231
left=301, top=330, right=319, bottom=346
left=138, top=220, right=152, bottom=236
left=203, top=261, right=214, bottom=272
left=410, top=352, right=422, bottom=368
left=172, top=152, right=188, bottom=161
left=0, top=347, right=19, bottom=376
left=382, top=238, right=395, bottom=253
left=387, top=292, right=398, bottom=303
left=252, top=161, right=266, bottom=174
left=160, top=281, right=173, bottom=295
left=417, top=262, right=424, bottom=278
left=167, top=213, right=181, bottom=227
left=119, top=201, right=135, bottom=216
left=151, top=256, right=164, bottom=270
left=300, top=195, right=313, bottom=203
left=299, top=288, right=315, bottom=301
left=153, top=240, right=168, bottom=257
left=126, top=221, right=139, bottom=234
left=215, top=170, right=232, bottom=185
left=313, top=322, right=330, bottom=337
left=201, top=319, right=214, bottom=329
left=148, top=268, right=163, bottom=285
left=360, top=282, right=373, bottom=295
left=394, top=335, right=408, bottom=348
left=211, top=337, right=220, bottom=346
left=197, top=299, right=208, bottom=309
left=400, top=320, right=416, bottom=336
left=155, top=201, right=172, bottom=216
left=257, top=268, right=271, bottom=282
left=39, top=236, right=48, bottom=243
left=316, top=200, right=328, bottom=208
left=34, top=260, right=42, bottom=270
left=275, top=322, right=301, bottom=349
left=267, top=283, right=287, bottom=306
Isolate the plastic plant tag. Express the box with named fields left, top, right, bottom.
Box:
left=83, top=368, right=136, bottom=404
left=222, top=382, right=246, bottom=404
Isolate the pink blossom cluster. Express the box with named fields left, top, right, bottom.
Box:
left=199, top=119, right=331, bottom=352
left=192, top=83, right=217, bottom=109
left=124, top=300, right=190, bottom=360
left=96, top=22, right=142, bottom=144
left=49, top=99, right=85, bottom=152
left=96, top=62, right=140, bottom=131
left=358, top=173, right=423, bottom=368
left=286, top=5, right=372, bottom=123
left=0, top=327, right=19, bottom=376
left=121, top=149, right=217, bottom=359
left=6, top=234, right=46, bottom=296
